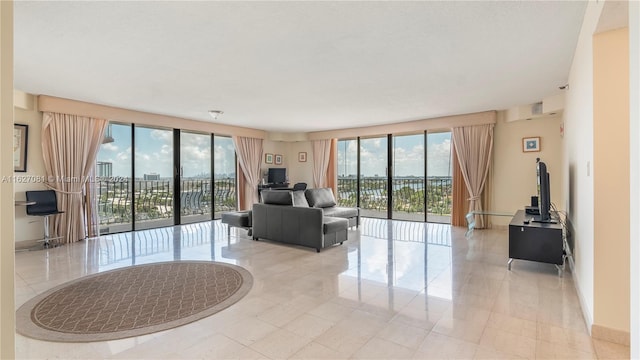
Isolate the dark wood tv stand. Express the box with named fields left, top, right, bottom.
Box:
left=508, top=210, right=565, bottom=275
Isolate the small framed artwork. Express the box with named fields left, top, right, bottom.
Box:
left=522, top=136, right=540, bottom=152
left=265, top=153, right=273, bottom=164
left=275, top=154, right=283, bottom=165
left=14, top=124, right=28, bottom=172
left=298, top=152, right=307, bottom=162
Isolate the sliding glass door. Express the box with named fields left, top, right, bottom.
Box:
left=180, top=132, right=212, bottom=224
left=96, top=123, right=132, bottom=234
left=392, top=133, right=425, bottom=221
left=426, top=132, right=453, bottom=223
left=134, top=126, right=174, bottom=230
left=336, top=130, right=453, bottom=223
left=337, top=139, right=358, bottom=207
left=213, top=136, right=236, bottom=219
left=359, top=136, right=388, bottom=218
left=96, top=123, right=239, bottom=233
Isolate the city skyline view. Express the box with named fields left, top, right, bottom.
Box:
left=97, top=124, right=237, bottom=179
left=98, top=124, right=452, bottom=180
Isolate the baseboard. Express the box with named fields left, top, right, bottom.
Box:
left=568, top=255, right=594, bottom=335
left=592, top=324, right=631, bottom=346
left=14, top=239, right=47, bottom=251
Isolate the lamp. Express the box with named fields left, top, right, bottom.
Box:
left=208, top=110, right=224, bottom=120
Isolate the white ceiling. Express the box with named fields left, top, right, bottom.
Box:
left=14, top=1, right=587, bottom=133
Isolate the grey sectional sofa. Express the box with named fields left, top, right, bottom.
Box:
left=304, top=188, right=359, bottom=228
left=251, top=188, right=359, bottom=252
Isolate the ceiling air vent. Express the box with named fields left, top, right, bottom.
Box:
left=531, top=102, right=543, bottom=115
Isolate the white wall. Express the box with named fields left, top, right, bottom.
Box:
left=491, top=112, right=563, bottom=227
left=261, top=139, right=314, bottom=188
left=593, top=26, right=630, bottom=337
left=286, top=141, right=314, bottom=187
left=14, top=97, right=48, bottom=245
left=563, top=0, right=604, bottom=333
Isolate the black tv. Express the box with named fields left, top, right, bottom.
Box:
left=268, top=168, right=286, bottom=184
left=536, top=160, right=552, bottom=222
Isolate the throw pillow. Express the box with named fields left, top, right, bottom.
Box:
left=305, top=188, right=337, bottom=208
left=292, top=190, right=309, bottom=207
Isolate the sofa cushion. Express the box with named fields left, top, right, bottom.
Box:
left=322, top=206, right=358, bottom=219
left=292, top=190, right=309, bottom=207
left=261, top=190, right=293, bottom=205
left=322, top=216, right=349, bottom=234
left=305, top=188, right=337, bottom=208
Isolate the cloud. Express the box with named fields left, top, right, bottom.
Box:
left=101, top=143, right=118, bottom=152
left=338, top=135, right=452, bottom=178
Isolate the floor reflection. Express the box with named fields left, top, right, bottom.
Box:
left=91, top=218, right=456, bottom=308
left=15, top=217, right=615, bottom=360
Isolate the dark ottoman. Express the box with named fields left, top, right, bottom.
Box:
left=221, top=210, right=252, bottom=237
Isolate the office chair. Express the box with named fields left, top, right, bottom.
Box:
left=26, top=190, right=64, bottom=248
left=292, top=182, right=307, bottom=191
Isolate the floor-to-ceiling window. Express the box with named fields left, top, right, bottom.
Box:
left=359, top=136, right=388, bottom=218
left=426, top=131, right=453, bottom=223
left=337, top=139, right=358, bottom=207
left=392, top=133, right=425, bottom=221
left=213, top=136, right=236, bottom=219
left=337, top=130, right=453, bottom=223
left=135, top=126, right=174, bottom=230
left=96, top=123, right=237, bottom=233
left=180, top=131, right=212, bottom=225
left=96, top=123, right=132, bottom=234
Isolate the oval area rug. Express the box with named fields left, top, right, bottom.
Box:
left=16, top=261, right=253, bottom=342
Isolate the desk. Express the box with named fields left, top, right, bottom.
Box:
left=508, top=210, right=565, bottom=274
left=257, top=183, right=290, bottom=197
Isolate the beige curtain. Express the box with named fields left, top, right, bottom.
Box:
left=232, top=136, right=263, bottom=210
left=451, top=147, right=470, bottom=227
left=236, top=162, right=246, bottom=210
left=326, top=139, right=338, bottom=196
left=312, top=139, right=332, bottom=188
left=84, top=167, right=99, bottom=238
left=452, top=124, right=494, bottom=229
left=41, top=112, right=108, bottom=243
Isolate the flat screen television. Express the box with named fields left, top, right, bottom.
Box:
left=536, top=159, right=552, bottom=222
left=268, top=168, right=286, bottom=184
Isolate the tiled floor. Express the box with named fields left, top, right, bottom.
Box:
left=14, top=218, right=629, bottom=359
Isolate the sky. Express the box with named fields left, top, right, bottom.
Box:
left=97, top=124, right=236, bottom=178
left=98, top=124, right=452, bottom=179
left=337, top=132, right=453, bottom=177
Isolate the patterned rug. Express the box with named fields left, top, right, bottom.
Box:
left=16, top=261, right=253, bottom=342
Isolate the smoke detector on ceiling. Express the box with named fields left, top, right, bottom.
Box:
left=208, top=110, right=224, bottom=120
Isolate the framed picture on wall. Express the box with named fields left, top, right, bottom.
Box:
left=522, top=136, right=540, bottom=152
left=14, top=124, right=28, bottom=172
left=298, top=152, right=307, bottom=162
left=275, top=154, right=283, bottom=165
left=265, top=153, right=273, bottom=164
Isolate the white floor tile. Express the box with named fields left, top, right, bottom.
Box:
left=12, top=218, right=626, bottom=359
